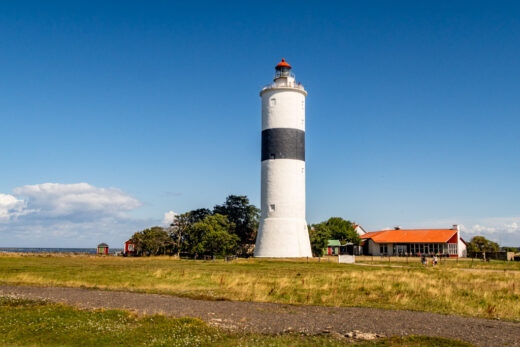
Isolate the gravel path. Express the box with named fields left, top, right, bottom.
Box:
left=1, top=284, right=519, bottom=346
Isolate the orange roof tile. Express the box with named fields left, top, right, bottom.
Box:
left=361, top=229, right=457, bottom=243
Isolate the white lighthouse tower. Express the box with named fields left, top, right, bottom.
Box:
left=254, top=59, right=312, bottom=258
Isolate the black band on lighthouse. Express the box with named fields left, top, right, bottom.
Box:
left=261, top=128, right=305, bottom=161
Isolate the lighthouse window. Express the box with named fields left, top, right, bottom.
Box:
left=269, top=204, right=275, bottom=212
left=301, top=100, right=304, bottom=109
left=270, top=98, right=276, bottom=106
left=270, top=153, right=275, bottom=159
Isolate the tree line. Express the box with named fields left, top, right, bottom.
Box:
left=128, top=194, right=361, bottom=258
left=129, top=202, right=511, bottom=259
left=130, top=195, right=260, bottom=257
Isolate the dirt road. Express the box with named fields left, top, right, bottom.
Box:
left=1, top=284, right=518, bottom=346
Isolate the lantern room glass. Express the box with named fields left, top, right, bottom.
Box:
left=275, top=66, right=291, bottom=78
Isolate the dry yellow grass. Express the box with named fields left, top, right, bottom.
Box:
left=0, top=253, right=519, bottom=321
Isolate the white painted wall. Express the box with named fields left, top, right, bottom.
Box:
left=454, top=225, right=467, bottom=258
left=261, top=88, right=306, bottom=131
left=338, top=255, right=355, bottom=263
left=255, top=159, right=311, bottom=257
left=354, top=225, right=367, bottom=236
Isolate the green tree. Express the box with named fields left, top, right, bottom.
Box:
left=308, top=224, right=330, bottom=257
left=312, top=217, right=360, bottom=245
left=186, top=208, right=212, bottom=224
left=213, top=195, right=260, bottom=250
left=467, top=236, right=500, bottom=260
left=167, top=209, right=213, bottom=256
left=168, top=213, right=190, bottom=255
left=201, top=228, right=240, bottom=257
left=131, top=226, right=173, bottom=256
left=186, top=214, right=238, bottom=257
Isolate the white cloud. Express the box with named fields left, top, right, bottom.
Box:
left=0, top=183, right=149, bottom=247
left=469, top=224, right=497, bottom=234
left=460, top=218, right=520, bottom=246
left=0, top=194, right=26, bottom=222
left=162, top=210, right=177, bottom=226
left=12, top=183, right=141, bottom=219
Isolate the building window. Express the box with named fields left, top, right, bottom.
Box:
left=270, top=153, right=275, bottom=159
left=270, top=98, right=276, bottom=106
left=269, top=204, right=275, bottom=212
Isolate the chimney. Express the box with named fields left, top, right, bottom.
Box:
left=452, top=224, right=462, bottom=257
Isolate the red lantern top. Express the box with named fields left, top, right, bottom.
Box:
left=275, top=58, right=291, bottom=70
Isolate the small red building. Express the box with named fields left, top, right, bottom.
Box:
left=97, top=243, right=109, bottom=255
left=124, top=240, right=136, bottom=256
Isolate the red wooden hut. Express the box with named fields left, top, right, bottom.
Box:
left=97, top=243, right=109, bottom=255
left=124, top=240, right=136, bottom=256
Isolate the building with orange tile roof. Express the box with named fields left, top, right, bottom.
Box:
left=360, top=225, right=466, bottom=257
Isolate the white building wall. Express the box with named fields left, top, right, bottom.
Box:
left=354, top=225, right=367, bottom=236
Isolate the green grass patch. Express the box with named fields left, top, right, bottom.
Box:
left=0, top=297, right=472, bottom=346
left=0, top=254, right=519, bottom=321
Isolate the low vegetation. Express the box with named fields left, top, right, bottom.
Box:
left=0, top=254, right=519, bottom=322
left=0, top=296, right=473, bottom=346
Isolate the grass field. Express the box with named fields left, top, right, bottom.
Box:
left=0, top=254, right=519, bottom=321
left=0, top=296, right=472, bottom=346
left=354, top=255, right=520, bottom=270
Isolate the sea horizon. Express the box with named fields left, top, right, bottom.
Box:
left=0, top=247, right=123, bottom=254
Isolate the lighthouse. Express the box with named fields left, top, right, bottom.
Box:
left=254, top=59, right=313, bottom=258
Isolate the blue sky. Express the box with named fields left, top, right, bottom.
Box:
left=1, top=1, right=519, bottom=247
